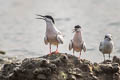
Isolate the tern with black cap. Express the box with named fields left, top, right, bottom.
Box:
left=36, top=15, right=64, bottom=54
left=69, top=25, right=86, bottom=59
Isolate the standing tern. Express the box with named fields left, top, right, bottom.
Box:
left=99, top=34, right=114, bottom=61
left=69, top=25, right=86, bottom=59
left=36, top=15, right=64, bottom=54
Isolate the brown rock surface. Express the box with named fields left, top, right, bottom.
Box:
left=0, top=52, right=119, bottom=80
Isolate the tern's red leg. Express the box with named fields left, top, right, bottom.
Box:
left=49, top=43, right=52, bottom=55
left=55, top=44, right=59, bottom=54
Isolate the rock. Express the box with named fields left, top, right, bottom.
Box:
left=50, top=58, right=62, bottom=66
left=40, top=59, right=50, bottom=67
left=113, top=56, right=120, bottom=64
left=99, top=63, right=120, bottom=74
left=93, top=63, right=102, bottom=74
left=0, top=51, right=5, bottom=55
left=89, top=73, right=98, bottom=80
left=67, top=75, right=76, bottom=80
left=112, top=63, right=120, bottom=73
left=49, top=63, right=57, bottom=72
left=80, top=64, right=93, bottom=72
left=0, top=53, right=119, bottom=80
left=102, top=60, right=112, bottom=64
left=59, top=71, right=67, bottom=80
left=113, top=73, right=120, bottom=80
left=1, top=63, right=18, bottom=76
left=100, top=64, right=113, bottom=73
left=59, top=54, right=69, bottom=63
left=68, top=68, right=82, bottom=77
left=37, top=74, right=47, bottom=80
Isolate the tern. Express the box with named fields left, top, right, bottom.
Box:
left=69, top=25, right=86, bottom=59
left=36, top=15, right=64, bottom=54
left=99, top=34, right=114, bottom=61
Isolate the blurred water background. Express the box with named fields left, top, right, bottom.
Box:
left=0, top=0, right=120, bottom=62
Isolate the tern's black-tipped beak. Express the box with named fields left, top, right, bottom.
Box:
left=36, top=14, right=44, bottom=17
left=36, top=14, right=45, bottom=20
left=36, top=18, right=44, bottom=19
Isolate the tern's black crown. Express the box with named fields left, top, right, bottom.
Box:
left=75, top=25, right=81, bottom=28
left=45, top=15, right=55, bottom=24
left=105, top=35, right=109, bottom=39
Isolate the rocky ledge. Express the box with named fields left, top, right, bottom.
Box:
left=0, top=52, right=120, bottom=80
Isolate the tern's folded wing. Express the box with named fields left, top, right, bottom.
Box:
left=57, top=34, right=64, bottom=44
left=44, top=36, right=48, bottom=45
left=69, top=40, right=73, bottom=50
left=82, top=41, right=86, bottom=52
left=99, top=42, right=103, bottom=51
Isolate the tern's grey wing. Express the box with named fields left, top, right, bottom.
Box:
left=99, top=42, right=103, bottom=52
left=55, top=26, right=65, bottom=37
left=57, top=31, right=62, bottom=35
left=111, top=41, right=114, bottom=50
left=82, top=41, right=86, bottom=52
left=69, top=40, right=73, bottom=50
left=109, top=41, right=114, bottom=53
left=44, top=36, right=48, bottom=45
left=54, top=26, right=62, bottom=34
left=57, top=34, right=64, bottom=44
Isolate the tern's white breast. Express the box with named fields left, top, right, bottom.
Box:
left=101, top=40, right=113, bottom=54
left=73, top=32, right=83, bottom=51
left=46, top=22, right=58, bottom=44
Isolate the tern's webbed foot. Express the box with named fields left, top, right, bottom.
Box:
left=78, top=57, right=81, bottom=60
left=55, top=50, right=59, bottom=54
left=48, top=52, right=53, bottom=55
